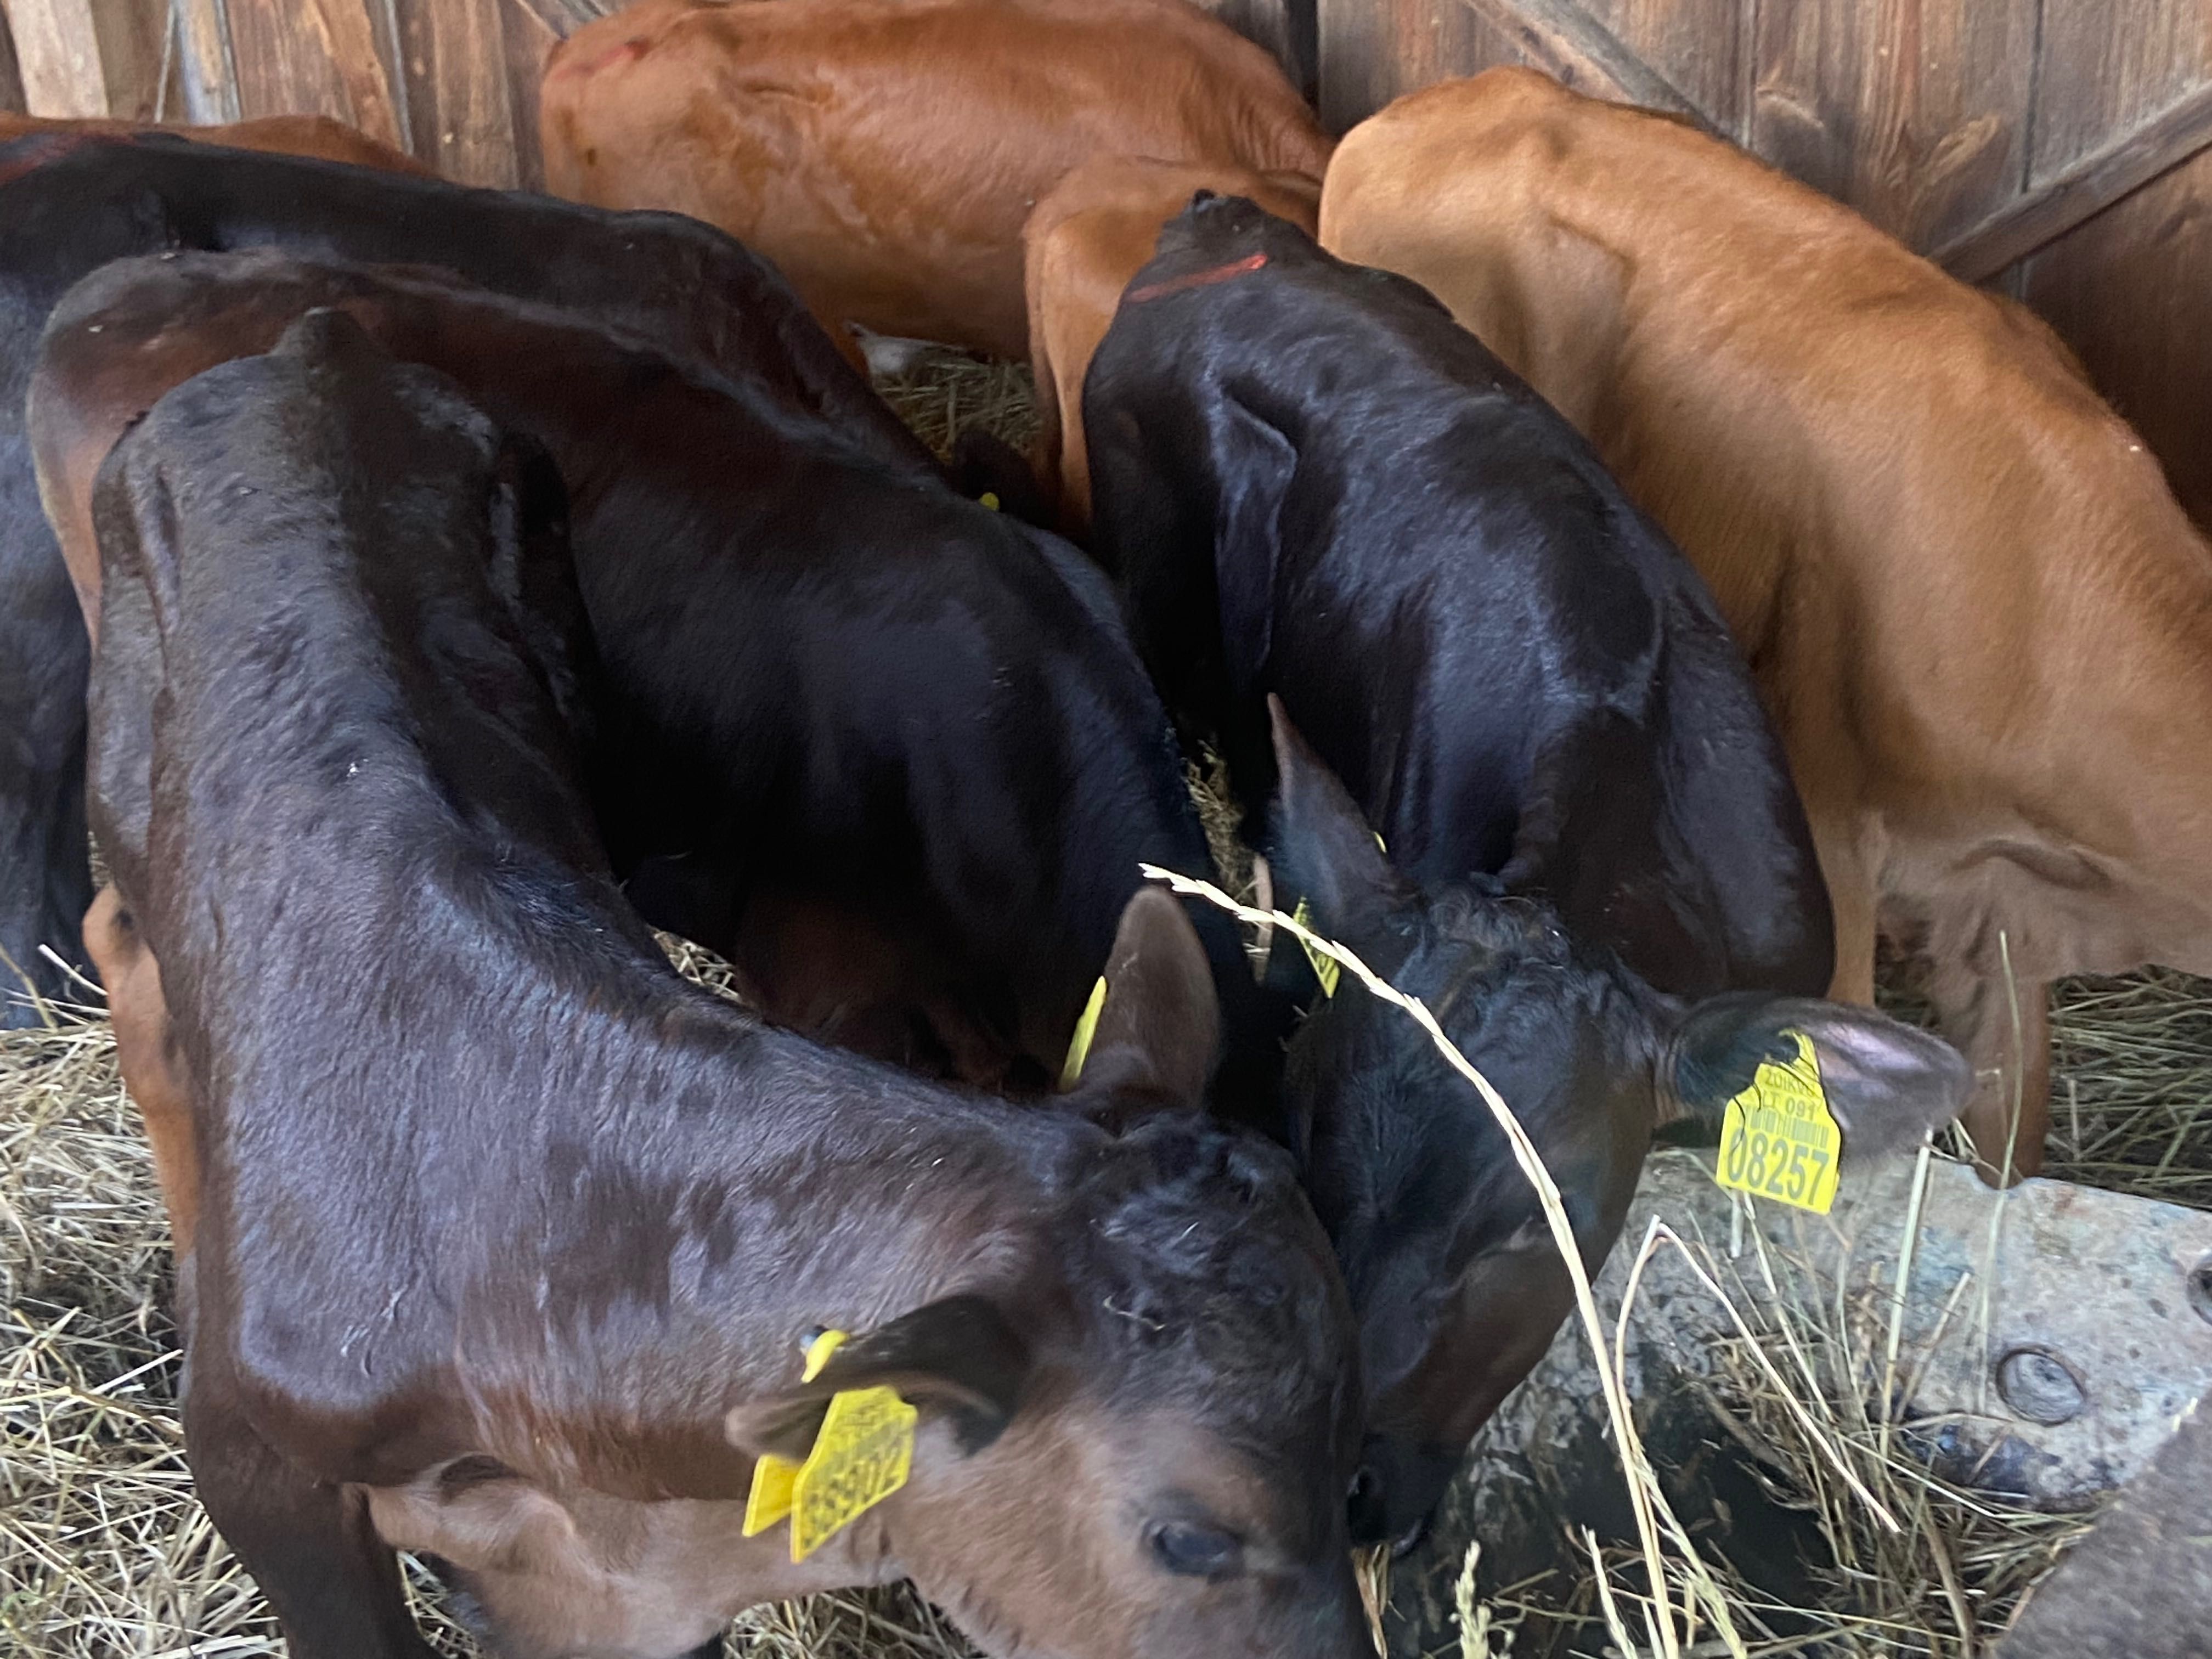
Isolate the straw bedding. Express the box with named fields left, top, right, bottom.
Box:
left=0, top=348, right=2198, bottom=1656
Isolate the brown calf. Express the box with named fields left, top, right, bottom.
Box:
left=539, top=0, right=1331, bottom=363
left=1321, top=67, right=2212, bottom=1182
left=1023, top=156, right=1320, bottom=528
left=68, top=312, right=1373, bottom=1658
left=0, top=111, right=429, bottom=174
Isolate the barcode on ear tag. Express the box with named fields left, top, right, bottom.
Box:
left=789, top=1385, right=917, bottom=1560
left=1292, top=898, right=1339, bottom=998
left=1714, top=1030, right=1842, bottom=1214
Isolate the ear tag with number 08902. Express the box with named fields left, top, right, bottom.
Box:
left=741, top=1328, right=918, bottom=1560
left=1713, top=1029, right=1842, bottom=1214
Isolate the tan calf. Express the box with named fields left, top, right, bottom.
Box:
left=1322, top=67, right=2212, bottom=1182
left=1024, top=155, right=1319, bottom=528
left=540, top=0, right=1331, bottom=363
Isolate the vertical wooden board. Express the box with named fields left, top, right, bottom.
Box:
left=175, top=0, right=241, bottom=123
left=1577, top=0, right=1747, bottom=135
left=426, top=0, right=516, bottom=185
left=1319, top=0, right=1520, bottom=132
left=226, top=0, right=403, bottom=146
left=2019, top=149, right=2212, bottom=532
left=0, top=1, right=25, bottom=115
left=7, top=0, right=109, bottom=115
left=2031, top=0, right=2211, bottom=181
left=392, top=0, right=441, bottom=163
left=1193, top=0, right=1312, bottom=95
left=500, top=0, right=557, bottom=191
left=88, top=0, right=164, bottom=120
left=1752, top=0, right=2037, bottom=251
left=309, top=0, right=405, bottom=146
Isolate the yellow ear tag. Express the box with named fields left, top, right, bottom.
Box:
left=742, top=1328, right=846, bottom=1538
left=1713, top=1029, right=1842, bottom=1214
left=1292, top=898, right=1339, bottom=998
left=1059, top=975, right=1109, bottom=1089
left=788, top=1375, right=918, bottom=1560
left=740, top=1328, right=918, bottom=1560
left=979, top=490, right=1001, bottom=511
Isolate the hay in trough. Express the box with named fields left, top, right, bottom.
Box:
left=1, top=346, right=2205, bottom=1656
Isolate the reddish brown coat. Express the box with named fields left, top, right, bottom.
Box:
left=540, top=0, right=1330, bottom=361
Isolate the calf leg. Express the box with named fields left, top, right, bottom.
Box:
left=0, top=473, right=95, bottom=1025
left=184, top=1376, right=433, bottom=1658
left=1930, top=964, right=2051, bottom=1186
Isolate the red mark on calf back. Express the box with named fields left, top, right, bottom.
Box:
left=1125, top=253, right=1269, bottom=304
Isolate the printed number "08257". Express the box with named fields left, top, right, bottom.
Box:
left=1720, top=1122, right=1830, bottom=1206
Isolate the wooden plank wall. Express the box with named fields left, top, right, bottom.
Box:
left=1317, top=0, right=2212, bottom=527
left=0, top=0, right=1305, bottom=183
left=1, top=0, right=2201, bottom=523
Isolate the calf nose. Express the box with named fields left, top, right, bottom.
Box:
left=1345, top=1438, right=1457, bottom=1549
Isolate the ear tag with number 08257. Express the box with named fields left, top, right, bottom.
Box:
left=741, top=1328, right=918, bottom=1561
left=1713, top=1029, right=1842, bottom=1214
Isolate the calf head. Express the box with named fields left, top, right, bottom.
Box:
left=1266, top=707, right=1970, bottom=1547
left=729, top=1130, right=1372, bottom=1659
left=400, top=892, right=1373, bottom=1659
left=721, top=895, right=1372, bottom=1658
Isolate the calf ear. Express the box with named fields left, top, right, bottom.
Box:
left=1267, top=696, right=1415, bottom=963
left=725, top=1295, right=1031, bottom=1462
left=1658, top=994, right=1972, bottom=1159
left=1065, top=886, right=1222, bottom=1115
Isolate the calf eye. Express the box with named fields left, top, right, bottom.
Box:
left=1147, top=1520, right=1243, bottom=1579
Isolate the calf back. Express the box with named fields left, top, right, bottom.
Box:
left=542, top=0, right=1333, bottom=358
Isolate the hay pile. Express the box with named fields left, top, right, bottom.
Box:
left=1, top=345, right=2204, bottom=1656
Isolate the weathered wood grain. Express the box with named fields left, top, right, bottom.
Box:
left=2031, top=0, right=2209, bottom=180
left=425, top=0, right=516, bottom=185
left=2020, top=145, right=2212, bottom=532
left=225, top=0, right=402, bottom=142
left=1577, top=0, right=1747, bottom=136
left=7, top=0, right=125, bottom=117
left=174, top=0, right=241, bottom=123
left=1752, top=0, right=2038, bottom=250
left=1319, top=0, right=1511, bottom=131
left=1940, top=81, right=2212, bottom=280
left=1196, top=0, right=1313, bottom=95
left=0, top=2, right=25, bottom=115
left=1456, top=0, right=1712, bottom=127
left=500, top=0, right=557, bottom=190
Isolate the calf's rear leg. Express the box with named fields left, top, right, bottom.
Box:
left=184, top=1379, right=433, bottom=1657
